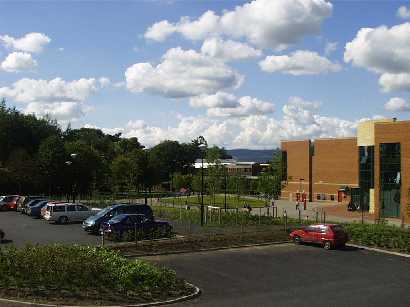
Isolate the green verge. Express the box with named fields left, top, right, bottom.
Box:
left=161, top=195, right=267, bottom=208
left=0, top=245, right=193, bottom=305
left=344, top=222, right=410, bottom=253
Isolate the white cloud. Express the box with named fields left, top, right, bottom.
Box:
left=324, top=41, right=338, bottom=56
left=190, top=92, right=238, bottom=108
left=125, top=47, right=243, bottom=98
left=0, top=78, right=98, bottom=103
left=190, top=92, right=275, bottom=117
left=91, top=96, right=357, bottom=149
left=259, top=50, right=341, bottom=75
left=144, top=0, right=332, bottom=50
left=397, top=6, right=410, bottom=19
left=0, top=32, right=51, bottom=53
left=24, top=101, right=88, bottom=123
left=1, top=52, right=37, bottom=72
left=379, top=73, right=410, bottom=92
left=0, top=77, right=103, bottom=123
left=345, top=23, right=410, bottom=92
left=384, top=97, right=410, bottom=112
left=207, top=96, right=275, bottom=117
left=98, top=77, right=111, bottom=88
left=144, top=20, right=176, bottom=42
left=201, top=37, right=262, bottom=61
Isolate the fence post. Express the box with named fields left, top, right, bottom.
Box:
left=323, top=211, right=326, bottom=224
left=101, top=231, right=105, bottom=246
left=179, top=204, right=182, bottom=221
left=298, top=208, right=301, bottom=223
left=259, top=207, right=261, bottom=224
left=284, top=210, right=287, bottom=232
left=236, top=208, right=238, bottom=225
left=134, top=223, right=137, bottom=245
left=315, top=211, right=319, bottom=223
left=219, top=208, right=221, bottom=225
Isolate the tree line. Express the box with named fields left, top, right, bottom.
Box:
left=0, top=99, right=282, bottom=200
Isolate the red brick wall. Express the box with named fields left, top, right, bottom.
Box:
left=312, top=138, right=359, bottom=202
left=281, top=140, right=311, bottom=200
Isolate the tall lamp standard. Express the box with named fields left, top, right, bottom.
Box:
left=65, top=153, right=78, bottom=202
left=197, top=136, right=207, bottom=226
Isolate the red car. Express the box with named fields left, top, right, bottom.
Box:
left=289, top=224, right=348, bottom=250
left=0, top=195, right=21, bottom=211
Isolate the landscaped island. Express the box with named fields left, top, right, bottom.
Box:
left=0, top=245, right=195, bottom=306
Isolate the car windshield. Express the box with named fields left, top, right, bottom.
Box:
left=331, top=225, right=345, bottom=233
left=94, top=207, right=112, bottom=217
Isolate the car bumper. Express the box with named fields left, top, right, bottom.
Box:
left=82, top=223, right=98, bottom=232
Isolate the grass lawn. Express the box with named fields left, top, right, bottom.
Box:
left=161, top=194, right=268, bottom=208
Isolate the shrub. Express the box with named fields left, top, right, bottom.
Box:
left=0, top=245, right=184, bottom=296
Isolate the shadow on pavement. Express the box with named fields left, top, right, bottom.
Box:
left=1, top=239, right=13, bottom=244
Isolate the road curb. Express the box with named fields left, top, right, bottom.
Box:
left=0, top=282, right=200, bottom=307
left=123, top=241, right=291, bottom=257
left=347, top=243, right=410, bottom=258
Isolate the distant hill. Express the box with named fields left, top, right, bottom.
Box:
left=227, top=149, right=280, bottom=163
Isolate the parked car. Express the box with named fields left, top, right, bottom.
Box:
left=44, top=203, right=94, bottom=224
left=100, top=214, right=172, bottom=239
left=21, top=199, right=47, bottom=214
left=27, top=201, right=49, bottom=218
left=0, top=195, right=21, bottom=211
left=17, top=196, right=44, bottom=212
left=289, top=224, right=348, bottom=250
left=82, top=204, right=153, bottom=233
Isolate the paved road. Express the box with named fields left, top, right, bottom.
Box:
left=0, top=211, right=100, bottom=247
left=144, top=244, right=410, bottom=307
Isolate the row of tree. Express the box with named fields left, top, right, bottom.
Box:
left=1, top=99, right=283, bottom=199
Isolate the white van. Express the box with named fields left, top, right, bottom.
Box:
left=44, top=203, right=94, bottom=224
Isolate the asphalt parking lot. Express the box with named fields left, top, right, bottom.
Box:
left=0, top=211, right=100, bottom=247
left=144, top=244, right=410, bottom=307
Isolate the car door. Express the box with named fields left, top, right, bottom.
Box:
left=302, top=226, right=316, bottom=243
left=66, top=205, right=77, bottom=221
left=76, top=204, right=90, bottom=220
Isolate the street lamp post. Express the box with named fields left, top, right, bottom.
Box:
left=197, top=136, right=207, bottom=227
left=224, top=167, right=227, bottom=212
left=65, top=153, right=78, bottom=202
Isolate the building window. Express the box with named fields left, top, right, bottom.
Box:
left=330, top=195, right=335, bottom=201
left=281, top=151, right=287, bottom=181
left=380, top=143, right=401, bottom=218
left=359, top=146, right=374, bottom=212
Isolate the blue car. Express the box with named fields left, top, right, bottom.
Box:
left=22, top=199, right=46, bottom=214
left=100, top=214, right=172, bottom=239
left=27, top=201, right=49, bottom=218
left=82, top=203, right=154, bottom=233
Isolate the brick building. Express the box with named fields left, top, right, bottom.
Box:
left=281, top=119, right=410, bottom=223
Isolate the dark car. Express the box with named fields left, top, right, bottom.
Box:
left=100, top=214, right=172, bottom=239
left=17, top=196, right=44, bottom=212
left=0, top=195, right=20, bottom=211
left=82, top=203, right=154, bottom=233
left=289, top=224, right=349, bottom=250
left=27, top=201, right=49, bottom=218
left=21, top=199, right=47, bottom=214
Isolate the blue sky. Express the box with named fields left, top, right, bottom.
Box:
left=1, top=0, right=410, bottom=149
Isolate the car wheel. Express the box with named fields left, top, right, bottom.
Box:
left=324, top=241, right=332, bottom=250
left=58, top=216, right=68, bottom=224
left=293, top=236, right=302, bottom=244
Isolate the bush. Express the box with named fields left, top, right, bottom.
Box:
left=344, top=223, right=410, bottom=252
left=0, top=245, right=185, bottom=300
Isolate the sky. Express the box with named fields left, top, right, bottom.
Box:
left=1, top=0, right=410, bottom=149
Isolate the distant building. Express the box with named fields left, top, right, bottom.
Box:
left=280, top=119, right=410, bottom=224
left=194, top=159, right=263, bottom=177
